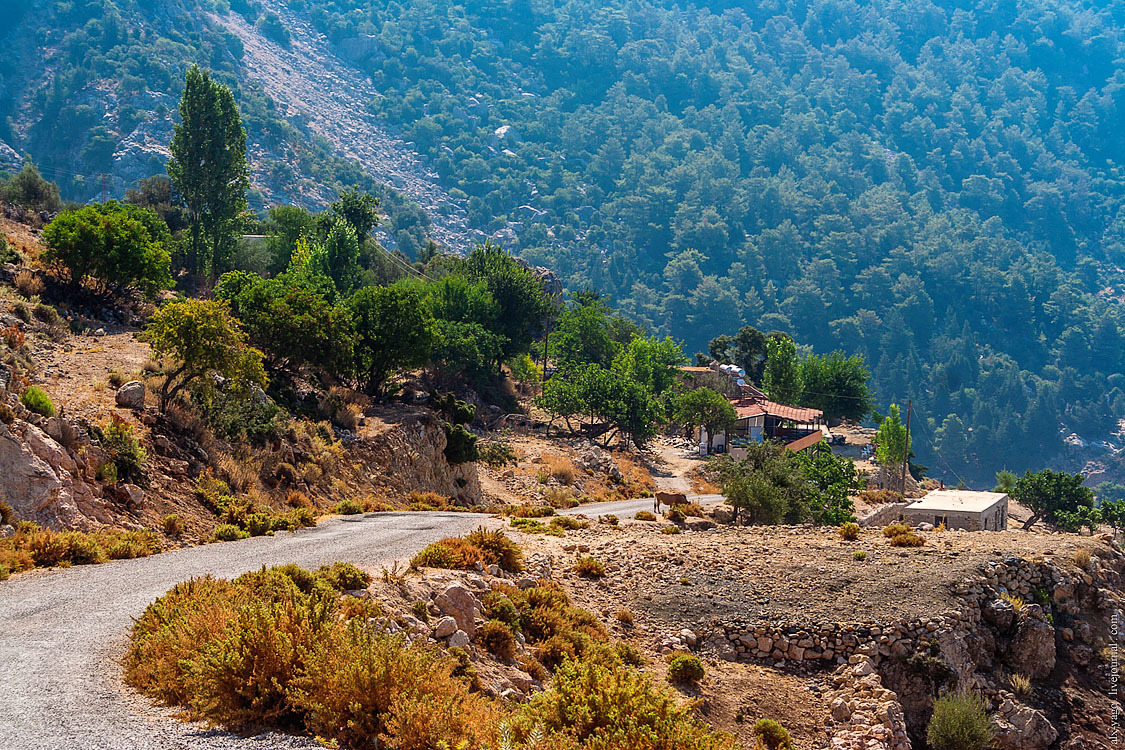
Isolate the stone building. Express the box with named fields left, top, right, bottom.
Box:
left=901, top=489, right=1009, bottom=531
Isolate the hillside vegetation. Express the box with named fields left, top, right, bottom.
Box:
left=2, top=0, right=1124, bottom=482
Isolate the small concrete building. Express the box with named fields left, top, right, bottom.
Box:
left=902, top=490, right=1009, bottom=531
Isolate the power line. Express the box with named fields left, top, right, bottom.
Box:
left=911, top=408, right=968, bottom=487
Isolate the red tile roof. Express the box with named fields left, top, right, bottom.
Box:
left=731, top=398, right=823, bottom=423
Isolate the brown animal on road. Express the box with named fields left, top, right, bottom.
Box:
left=654, top=492, right=688, bottom=513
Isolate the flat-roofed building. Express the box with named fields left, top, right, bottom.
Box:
left=902, top=490, right=1009, bottom=531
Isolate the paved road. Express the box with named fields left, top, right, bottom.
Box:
left=0, top=512, right=496, bottom=750
left=560, top=493, right=726, bottom=518
left=0, top=492, right=728, bottom=749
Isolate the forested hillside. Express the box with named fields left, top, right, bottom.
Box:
left=3, top=0, right=1125, bottom=483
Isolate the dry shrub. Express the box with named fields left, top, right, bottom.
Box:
left=300, top=462, right=323, bottom=485
left=1074, top=547, right=1092, bottom=569
left=888, top=529, right=925, bottom=547
left=411, top=537, right=484, bottom=569
left=407, top=490, right=449, bottom=509
left=680, top=502, right=707, bottom=517
left=616, top=608, right=634, bottom=626
left=285, top=490, right=312, bottom=509
left=124, top=565, right=503, bottom=749
left=334, top=403, right=362, bottom=432
left=511, top=504, right=555, bottom=518
left=838, top=522, right=861, bottom=540
left=334, top=499, right=363, bottom=515
left=0, top=498, right=12, bottom=526
left=860, top=489, right=903, bottom=505
left=543, top=486, right=579, bottom=509
left=550, top=516, right=588, bottom=531
left=0, top=522, right=158, bottom=570
left=573, top=556, right=605, bottom=578
left=162, top=514, right=185, bottom=538
left=218, top=454, right=259, bottom=493
left=465, top=527, right=523, bottom=572
left=1, top=325, right=25, bottom=349
left=543, top=455, right=577, bottom=485
left=751, top=718, right=795, bottom=750
left=662, top=525, right=682, bottom=535
left=14, top=270, right=44, bottom=297
left=634, top=511, right=656, bottom=521
left=475, top=619, right=518, bottom=660
left=1007, top=672, right=1032, bottom=696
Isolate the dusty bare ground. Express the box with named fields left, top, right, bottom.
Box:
left=526, top=520, right=1099, bottom=632
left=475, top=430, right=657, bottom=507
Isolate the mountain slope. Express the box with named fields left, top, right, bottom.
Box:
left=2, top=0, right=1124, bottom=483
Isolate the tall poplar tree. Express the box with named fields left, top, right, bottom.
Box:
left=167, top=65, right=249, bottom=277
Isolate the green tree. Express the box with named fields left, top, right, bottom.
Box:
left=1012, top=468, right=1095, bottom=531
left=426, top=275, right=500, bottom=330
left=144, top=299, right=266, bottom=412
left=798, top=351, right=873, bottom=423
left=1, top=161, right=61, bottom=212
left=537, top=364, right=661, bottom=448
left=348, top=282, right=435, bottom=395
left=710, top=445, right=809, bottom=525
left=263, top=205, right=316, bottom=275
left=167, top=65, right=249, bottom=277
left=798, top=446, right=861, bottom=525
left=993, top=469, right=1018, bottom=494
left=1098, top=489, right=1125, bottom=539
left=674, top=388, right=736, bottom=452
left=614, top=335, right=686, bottom=397
left=552, top=298, right=621, bottom=369
left=763, top=334, right=801, bottom=404
left=42, top=203, right=173, bottom=297
left=460, top=241, right=552, bottom=361
left=430, top=320, right=505, bottom=387
left=317, top=219, right=362, bottom=298
left=328, top=188, right=380, bottom=244
left=214, top=271, right=353, bottom=376
left=875, top=404, right=908, bottom=467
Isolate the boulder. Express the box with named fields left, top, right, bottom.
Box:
left=115, top=381, right=146, bottom=410
left=0, top=421, right=109, bottom=529
left=435, top=582, right=478, bottom=635
left=448, top=629, right=471, bottom=649
left=992, top=705, right=1058, bottom=750
left=432, top=615, right=458, bottom=638
left=1005, top=606, right=1056, bottom=679
left=685, top=517, right=716, bottom=531
left=983, top=597, right=1016, bottom=633
left=711, top=504, right=736, bottom=524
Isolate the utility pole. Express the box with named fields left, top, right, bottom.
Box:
left=900, top=398, right=912, bottom=495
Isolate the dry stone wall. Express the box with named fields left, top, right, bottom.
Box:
left=699, top=542, right=1124, bottom=750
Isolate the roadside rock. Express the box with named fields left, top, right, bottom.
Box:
left=711, top=505, right=735, bottom=524
left=435, top=582, right=478, bottom=635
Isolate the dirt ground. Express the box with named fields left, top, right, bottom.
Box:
left=527, top=520, right=1102, bottom=632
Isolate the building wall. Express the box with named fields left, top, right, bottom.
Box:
left=900, top=499, right=1007, bottom=531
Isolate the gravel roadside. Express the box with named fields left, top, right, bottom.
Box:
left=0, top=512, right=496, bottom=750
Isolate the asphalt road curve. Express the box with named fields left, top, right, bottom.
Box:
left=0, top=512, right=494, bottom=750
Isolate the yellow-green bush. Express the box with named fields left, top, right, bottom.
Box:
left=211, top=524, right=249, bottom=542
left=573, top=556, right=605, bottom=578
left=752, top=718, right=795, bottom=750
left=476, top=619, right=517, bottom=660
left=838, top=521, right=860, bottom=540
left=514, top=657, right=738, bottom=749
left=334, top=499, right=363, bottom=515
left=667, top=653, right=705, bottom=683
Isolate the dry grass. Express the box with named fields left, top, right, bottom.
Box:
left=543, top=486, right=580, bottom=508
left=1074, top=547, right=1092, bottom=569
left=680, top=502, right=707, bottom=517
left=13, top=270, right=44, bottom=297
left=1007, top=672, right=1033, bottom=696
left=218, top=453, right=259, bottom=493
left=615, top=452, right=656, bottom=498
left=543, top=455, right=577, bottom=485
